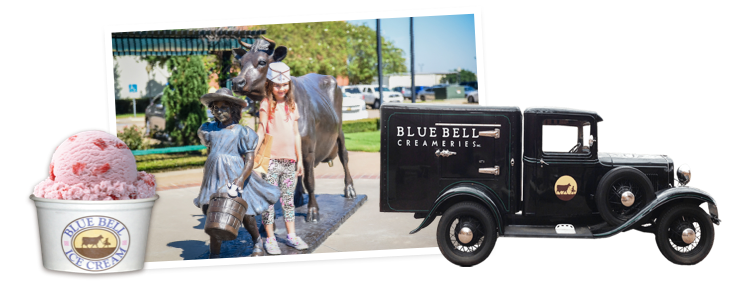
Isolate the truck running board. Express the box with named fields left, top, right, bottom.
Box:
left=504, top=225, right=594, bottom=238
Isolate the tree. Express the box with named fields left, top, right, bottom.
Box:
left=161, top=56, right=209, bottom=146
left=261, top=22, right=349, bottom=78
left=346, top=23, right=407, bottom=84
left=440, top=69, right=477, bottom=84
left=255, top=21, right=406, bottom=84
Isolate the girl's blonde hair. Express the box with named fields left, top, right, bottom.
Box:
left=264, top=80, right=296, bottom=120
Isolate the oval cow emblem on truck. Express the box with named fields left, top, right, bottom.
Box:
left=555, top=175, right=578, bottom=201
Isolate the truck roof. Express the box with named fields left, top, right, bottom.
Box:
left=381, top=103, right=521, bottom=113
left=525, top=107, right=603, bottom=122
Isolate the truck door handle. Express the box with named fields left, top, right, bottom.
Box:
left=435, top=149, right=457, bottom=157
left=540, top=159, right=549, bottom=167
left=479, top=166, right=500, bottom=175
left=479, top=128, right=500, bottom=139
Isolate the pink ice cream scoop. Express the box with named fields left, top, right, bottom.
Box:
left=33, top=131, right=156, bottom=200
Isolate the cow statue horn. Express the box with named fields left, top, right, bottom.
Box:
left=261, top=35, right=276, bottom=53
left=244, top=36, right=276, bottom=54
left=238, top=40, right=252, bottom=50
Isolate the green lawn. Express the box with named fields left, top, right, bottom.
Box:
left=116, top=113, right=145, bottom=119
left=344, top=131, right=380, bottom=152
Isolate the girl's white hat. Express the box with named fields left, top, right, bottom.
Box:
left=267, top=62, right=291, bottom=84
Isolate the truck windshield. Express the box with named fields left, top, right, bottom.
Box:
left=542, top=119, right=591, bottom=154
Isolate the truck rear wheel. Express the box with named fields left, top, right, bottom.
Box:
left=655, top=205, right=714, bottom=265
left=436, top=202, right=497, bottom=267
left=595, top=167, right=655, bottom=226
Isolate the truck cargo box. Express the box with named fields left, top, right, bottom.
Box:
left=380, top=104, right=522, bottom=214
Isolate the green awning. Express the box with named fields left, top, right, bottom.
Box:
left=131, top=145, right=206, bottom=156
left=112, top=29, right=267, bottom=56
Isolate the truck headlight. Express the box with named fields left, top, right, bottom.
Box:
left=677, top=164, right=691, bottom=186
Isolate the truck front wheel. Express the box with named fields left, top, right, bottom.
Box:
left=436, top=202, right=497, bottom=267
left=655, top=205, right=715, bottom=265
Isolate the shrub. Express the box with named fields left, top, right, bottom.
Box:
left=134, top=152, right=199, bottom=162
left=136, top=155, right=207, bottom=173
left=342, top=118, right=379, bottom=133
left=134, top=150, right=208, bottom=173
left=117, top=125, right=147, bottom=150
left=162, top=56, right=209, bottom=146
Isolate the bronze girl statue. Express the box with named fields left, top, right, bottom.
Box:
left=194, top=88, right=280, bottom=258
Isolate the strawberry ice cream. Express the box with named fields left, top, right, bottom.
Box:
left=33, top=131, right=156, bottom=200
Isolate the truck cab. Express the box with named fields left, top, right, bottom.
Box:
left=380, top=104, right=719, bottom=267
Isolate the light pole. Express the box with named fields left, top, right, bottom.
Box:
left=410, top=17, right=415, bottom=103
left=376, top=19, right=383, bottom=107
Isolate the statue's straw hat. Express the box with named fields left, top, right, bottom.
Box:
left=200, top=88, right=248, bottom=108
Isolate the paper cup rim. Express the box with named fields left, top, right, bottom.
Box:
left=30, top=194, right=159, bottom=204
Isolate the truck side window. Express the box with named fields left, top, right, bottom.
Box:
left=542, top=119, right=591, bottom=154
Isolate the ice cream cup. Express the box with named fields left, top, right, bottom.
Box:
left=30, top=194, right=159, bottom=273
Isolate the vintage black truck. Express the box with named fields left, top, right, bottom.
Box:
left=380, top=104, right=720, bottom=266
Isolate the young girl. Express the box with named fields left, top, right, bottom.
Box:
left=257, top=62, right=308, bottom=254
left=194, top=88, right=280, bottom=258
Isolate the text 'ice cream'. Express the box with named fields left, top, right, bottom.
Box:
left=33, top=131, right=156, bottom=200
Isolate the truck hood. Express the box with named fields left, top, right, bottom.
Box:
left=599, top=152, right=672, bottom=168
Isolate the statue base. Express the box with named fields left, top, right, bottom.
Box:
left=194, top=194, right=367, bottom=258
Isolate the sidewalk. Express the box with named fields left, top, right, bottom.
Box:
left=145, top=151, right=439, bottom=262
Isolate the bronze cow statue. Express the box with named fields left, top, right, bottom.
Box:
left=231, top=37, right=356, bottom=222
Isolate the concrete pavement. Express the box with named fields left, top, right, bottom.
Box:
left=145, top=151, right=439, bottom=262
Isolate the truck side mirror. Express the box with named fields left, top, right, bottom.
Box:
left=589, top=135, right=596, bottom=148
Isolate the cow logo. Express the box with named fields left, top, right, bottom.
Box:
left=554, top=175, right=578, bottom=201
left=60, top=216, right=130, bottom=272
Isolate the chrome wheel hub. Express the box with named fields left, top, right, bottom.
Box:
left=620, top=191, right=635, bottom=207
left=669, top=221, right=701, bottom=253
left=682, top=228, right=696, bottom=244
left=448, top=216, right=485, bottom=254
left=458, top=227, right=473, bottom=244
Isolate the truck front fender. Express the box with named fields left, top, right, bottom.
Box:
left=593, top=187, right=719, bottom=238
left=410, top=182, right=504, bottom=235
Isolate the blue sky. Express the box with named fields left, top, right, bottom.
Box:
left=347, top=14, right=477, bottom=75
